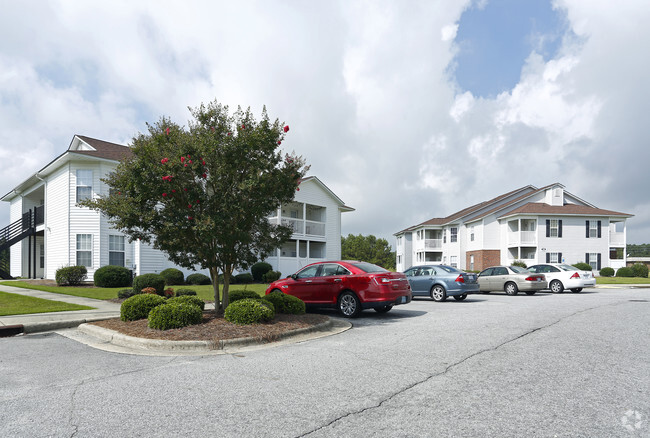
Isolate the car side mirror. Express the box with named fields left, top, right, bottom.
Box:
left=290, top=274, right=297, bottom=280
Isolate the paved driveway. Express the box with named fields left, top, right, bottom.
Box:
left=1, top=287, right=648, bottom=437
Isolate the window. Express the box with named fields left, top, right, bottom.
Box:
left=586, top=220, right=601, bottom=238
left=109, top=235, right=125, bottom=267
left=610, top=248, right=624, bottom=260
left=76, top=234, right=92, bottom=267
left=450, top=227, right=458, bottom=243
left=549, top=220, right=559, bottom=238
left=76, top=170, right=93, bottom=202
left=450, top=256, right=458, bottom=268
left=443, top=230, right=446, bottom=244
left=296, top=265, right=319, bottom=279
left=470, top=226, right=475, bottom=242
left=470, top=255, right=474, bottom=271
left=587, top=253, right=600, bottom=270
left=549, top=252, right=559, bottom=263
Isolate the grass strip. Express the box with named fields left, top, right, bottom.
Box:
left=0, top=291, right=94, bottom=316
left=596, top=277, right=650, bottom=284
left=0, top=281, right=121, bottom=300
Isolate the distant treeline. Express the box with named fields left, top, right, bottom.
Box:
left=627, top=244, right=650, bottom=257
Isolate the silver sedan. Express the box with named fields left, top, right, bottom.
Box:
left=477, top=265, right=547, bottom=295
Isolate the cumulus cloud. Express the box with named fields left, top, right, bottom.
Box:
left=0, top=0, right=648, bottom=246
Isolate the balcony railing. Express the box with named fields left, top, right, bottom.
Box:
left=507, top=231, right=536, bottom=246
left=424, top=239, right=442, bottom=249
left=281, top=218, right=304, bottom=234
left=305, top=220, right=325, bottom=236
left=610, top=232, right=625, bottom=245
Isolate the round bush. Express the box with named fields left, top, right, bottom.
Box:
left=631, top=263, right=649, bottom=278
left=118, top=288, right=137, bottom=299
left=94, top=265, right=132, bottom=288
left=572, top=263, right=593, bottom=271
left=186, top=273, right=211, bottom=285
left=615, top=267, right=634, bottom=277
left=251, top=262, right=273, bottom=282
left=599, top=267, right=615, bottom=277
left=229, top=289, right=261, bottom=303
left=160, top=268, right=185, bottom=285
left=148, top=302, right=203, bottom=330
left=120, top=294, right=166, bottom=321
left=234, top=273, right=253, bottom=284
left=176, top=288, right=197, bottom=297
left=263, top=270, right=281, bottom=283
left=167, top=295, right=205, bottom=311
left=511, top=260, right=527, bottom=268
left=132, top=273, right=166, bottom=295
left=262, top=291, right=306, bottom=315
left=55, top=265, right=88, bottom=286
left=224, top=298, right=275, bottom=325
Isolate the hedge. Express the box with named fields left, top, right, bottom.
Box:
left=224, top=298, right=275, bottom=325
left=120, top=294, right=166, bottom=321
left=167, top=295, right=205, bottom=311
left=263, top=270, right=282, bottom=283
left=229, top=289, right=261, bottom=303
left=615, top=267, right=634, bottom=277
left=160, top=268, right=185, bottom=285
left=572, top=263, right=593, bottom=271
left=251, top=262, right=273, bottom=282
left=94, top=265, right=132, bottom=288
left=175, top=288, right=198, bottom=297
left=262, top=291, right=306, bottom=315
left=55, top=265, right=88, bottom=286
left=186, top=273, right=211, bottom=285
left=148, top=302, right=203, bottom=330
left=132, top=273, right=166, bottom=295
left=631, top=263, right=649, bottom=278
left=599, top=267, right=615, bottom=277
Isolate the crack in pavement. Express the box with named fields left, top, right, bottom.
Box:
left=296, top=303, right=614, bottom=437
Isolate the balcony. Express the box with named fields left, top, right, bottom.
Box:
left=609, top=232, right=625, bottom=246
left=275, top=217, right=325, bottom=237
left=424, top=239, right=442, bottom=250
left=507, top=231, right=536, bottom=246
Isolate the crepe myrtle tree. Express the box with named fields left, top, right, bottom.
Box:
left=81, top=101, right=309, bottom=313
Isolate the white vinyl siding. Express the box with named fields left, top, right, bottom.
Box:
left=45, top=166, right=70, bottom=278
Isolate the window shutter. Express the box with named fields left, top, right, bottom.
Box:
left=597, top=253, right=601, bottom=270
left=546, top=253, right=550, bottom=263
left=558, top=220, right=563, bottom=238
left=597, top=220, right=602, bottom=238
left=558, top=252, right=562, bottom=263
left=546, top=220, right=550, bottom=237
left=585, top=253, right=589, bottom=265
left=586, top=220, right=590, bottom=238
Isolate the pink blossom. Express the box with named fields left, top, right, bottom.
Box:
left=284, top=125, right=290, bottom=133
left=184, top=164, right=188, bottom=167
left=188, top=204, right=192, bottom=209
left=162, top=193, right=167, bottom=197
left=181, top=157, right=186, bottom=163
left=161, top=158, right=169, bottom=164
left=188, top=216, right=193, bottom=220
left=172, top=189, right=176, bottom=193
left=165, top=127, right=170, bottom=136
left=277, top=141, right=281, bottom=145
left=202, top=173, right=207, bottom=179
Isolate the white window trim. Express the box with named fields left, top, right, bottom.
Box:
left=589, top=220, right=598, bottom=238
left=550, top=219, right=559, bottom=238
left=76, top=170, right=93, bottom=203
left=76, top=234, right=92, bottom=267
left=109, top=235, right=125, bottom=267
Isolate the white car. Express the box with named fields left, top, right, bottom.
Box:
left=527, top=263, right=596, bottom=293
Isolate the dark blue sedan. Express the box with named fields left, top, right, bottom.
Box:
left=403, top=264, right=480, bottom=302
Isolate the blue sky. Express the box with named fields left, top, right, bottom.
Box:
left=0, top=0, right=649, bottom=246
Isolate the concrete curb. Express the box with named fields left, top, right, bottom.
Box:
left=78, top=317, right=344, bottom=353
left=0, top=316, right=117, bottom=337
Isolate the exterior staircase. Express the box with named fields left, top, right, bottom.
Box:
left=0, top=206, right=44, bottom=279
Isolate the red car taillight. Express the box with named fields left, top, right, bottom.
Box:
left=455, top=275, right=465, bottom=283
left=525, top=275, right=542, bottom=281
left=570, top=272, right=580, bottom=279
left=373, top=276, right=391, bottom=285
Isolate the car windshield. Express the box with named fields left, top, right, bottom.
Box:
left=349, top=262, right=388, bottom=273
left=557, top=264, right=577, bottom=271
left=510, top=266, right=528, bottom=274
left=436, top=265, right=460, bottom=273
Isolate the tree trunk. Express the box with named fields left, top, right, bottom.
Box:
left=222, top=268, right=232, bottom=310
left=209, top=266, right=221, bottom=315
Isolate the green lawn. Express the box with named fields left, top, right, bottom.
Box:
left=0, top=281, right=269, bottom=301
left=0, top=291, right=94, bottom=316
left=596, top=277, right=650, bottom=284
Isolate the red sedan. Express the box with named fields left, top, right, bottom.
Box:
left=265, top=261, right=412, bottom=317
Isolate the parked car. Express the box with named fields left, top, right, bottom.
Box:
left=477, top=265, right=547, bottom=295
left=265, top=261, right=412, bottom=317
left=527, top=263, right=595, bottom=293
left=403, top=264, right=479, bottom=302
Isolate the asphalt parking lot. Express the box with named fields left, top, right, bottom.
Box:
left=1, top=286, right=648, bottom=437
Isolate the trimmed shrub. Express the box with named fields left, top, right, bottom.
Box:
left=167, top=295, right=205, bottom=311
left=572, top=263, right=593, bottom=271
left=186, top=273, right=211, bottom=285
left=164, top=288, right=175, bottom=298
left=511, top=260, right=527, bottom=268
left=142, top=287, right=158, bottom=295
left=263, top=270, right=282, bottom=283
left=176, top=288, right=197, bottom=297
left=251, top=262, right=273, bottom=282
left=118, top=288, right=137, bottom=299
left=224, top=298, right=275, bottom=325
left=94, top=265, right=132, bottom=288
left=235, top=273, right=253, bottom=284
left=219, top=273, right=236, bottom=284
left=132, top=273, right=165, bottom=295
left=229, top=289, right=261, bottom=303
left=160, top=268, right=185, bottom=286
left=616, top=267, right=634, bottom=278
left=262, top=291, right=306, bottom=315
left=55, top=265, right=88, bottom=286
left=631, top=263, right=649, bottom=279
left=599, top=267, right=615, bottom=277
left=148, top=302, right=203, bottom=330
left=120, top=294, right=166, bottom=321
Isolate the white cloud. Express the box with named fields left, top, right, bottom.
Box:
left=0, top=0, right=649, bottom=247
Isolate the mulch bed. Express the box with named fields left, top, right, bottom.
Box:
left=90, top=312, right=329, bottom=342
